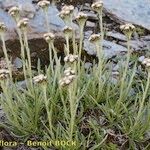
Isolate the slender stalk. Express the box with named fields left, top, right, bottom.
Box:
left=42, top=85, right=54, bottom=138
left=65, top=35, right=70, bottom=55
left=23, top=31, right=32, bottom=78
left=51, top=42, right=58, bottom=66
left=98, top=9, right=104, bottom=48
left=45, top=10, right=50, bottom=32
left=78, top=25, right=84, bottom=75
left=116, top=38, right=131, bottom=109
left=96, top=42, right=103, bottom=100
left=68, top=84, right=75, bottom=140
left=0, top=34, right=12, bottom=80
left=48, top=43, right=54, bottom=75
left=17, top=29, right=27, bottom=80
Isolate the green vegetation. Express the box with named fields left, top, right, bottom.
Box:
left=0, top=1, right=150, bottom=150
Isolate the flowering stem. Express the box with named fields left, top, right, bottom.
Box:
left=42, top=85, right=54, bottom=138
left=116, top=38, right=131, bottom=110
left=96, top=42, right=103, bottom=99
left=78, top=24, right=84, bottom=75
left=17, top=29, right=27, bottom=80
left=51, top=42, right=58, bottom=66
left=23, top=31, right=32, bottom=78
left=68, top=84, right=75, bottom=140
left=0, top=34, right=12, bottom=80
left=98, top=9, right=104, bottom=45
left=45, top=10, right=50, bottom=32
left=48, top=43, right=54, bottom=75
left=65, top=35, right=70, bottom=55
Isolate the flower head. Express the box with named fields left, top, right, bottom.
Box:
left=64, top=67, right=75, bottom=76
left=17, top=18, right=29, bottom=31
left=64, top=54, right=78, bottom=63
left=142, top=58, right=150, bottom=69
left=43, top=32, right=55, bottom=43
left=63, top=26, right=73, bottom=38
left=59, top=74, right=76, bottom=87
left=0, top=69, right=9, bottom=80
left=0, top=22, right=7, bottom=34
left=8, top=6, right=20, bottom=20
left=59, top=5, right=74, bottom=24
left=91, top=1, right=103, bottom=13
left=120, top=23, right=135, bottom=39
left=76, top=12, right=88, bottom=26
left=89, top=34, right=101, bottom=44
left=37, top=0, right=50, bottom=11
left=33, top=74, right=47, bottom=85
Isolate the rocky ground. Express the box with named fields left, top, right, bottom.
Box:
left=0, top=0, right=150, bottom=149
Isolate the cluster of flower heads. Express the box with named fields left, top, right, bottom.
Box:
left=0, top=22, right=7, bottom=33
left=33, top=74, right=47, bottom=85
left=63, top=26, right=73, bottom=37
left=142, top=58, right=150, bottom=69
left=0, top=69, right=9, bottom=80
left=43, top=32, right=55, bottom=43
left=120, top=23, right=135, bottom=38
left=59, top=67, right=76, bottom=87
left=17, top=18, right=29, bottom=30
left=37, top=0, right=50, bottom=10
left=8, top=6, right=20, bottom=19
left=75, top=12, right=88, bottom=26
left=59, top=5, right=74, bottom=20
left=64, top=54, right=78, bottom=63
left=91, top=1, right=103, bottom=13
left=89, top=34, right=101, bottom=44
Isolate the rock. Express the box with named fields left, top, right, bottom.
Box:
left=13, top=57, right=22, bottom=69
left=84, top=62, right=92, bottom=69
left=19, top=2, right=36, bottom=19
left=17, top=80, right=27, bottom=90
left=84, top=39, right=127, bottom=59
left=86, top=21, right=95, bottom=28
left=119, top=40, right=148, bottom=51
left=138, top=56, right=145, bottom=63
left=103, top=0, right=150, bottom=31
left=106, top=31, right=126, bottom=41
left=0, top=1, right=78, bottom=65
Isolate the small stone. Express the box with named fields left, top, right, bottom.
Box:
left=138, top=56, right=145, bottom=63
left=84, top=62, right=92, bottom=69
left=86, top=21, right=95, bottom=27
left=13, top=57, right=22, bottom=69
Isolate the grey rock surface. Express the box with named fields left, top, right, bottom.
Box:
left=103, top=0, right=150, bottom=30
left=84, top=39, right=127, bottom=59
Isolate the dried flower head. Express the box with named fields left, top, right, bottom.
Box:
left=43, top=32, right=55, bottom=43
left=91, top=1, right=103, bottom=13
left=37, top=0, right=50, bottom=11
left=63, top=26, right=73, bottom=37
left=142, top=58, right=150, bottom=69
left=59, top=74, right=75, bottom=87
left=59, top=5, right=74, bottom=23
left=0, top=22, right=7, bottom=34
left=8, top=6, right=20, bottom=19
left=64, top=54, right=78, bottom=63
left=33, top=74, right=47, bottom=85
left=76, top=12, right=88, bottom=26
left=89, top=34, right=101, bottom=44
left=120, top=23, right=135, bottom=39
left=64, top=67, right=75, bottom=76
left=62, top=5, right=74, bottom=13
left=0, top=69, right=9, bottom=80
left=17, top=18, right=29, bottom=31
